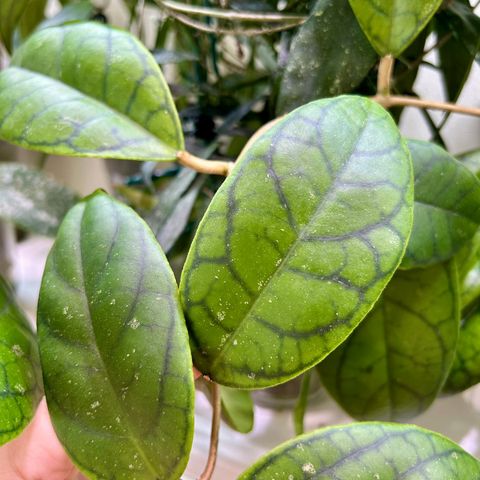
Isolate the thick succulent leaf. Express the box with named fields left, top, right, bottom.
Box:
left=220, top=386, right=254, bottom=434
left=457, top=230, right=480, bottom=309
left=401, top=140, right=480, bottom=269
left=0, top=276, right=42, bottom=446
left=180, top=96, right=413, bottom=388
left=459, top=149, right=480, bottom=178
left=0, top=22, right=183, bottom=161
left=238, top=422, right=480, bottom=479
left=0, top=0, right=44, bottom=52
left=37, top=191, right=194, bottom=480
left=276, top=0, right=377, bottom=114
left=319, top=261, right=459, bottom=421
left=436, top=1, right=478, bottom=102
left=0, top=163, right=78, bottom=236
left=445, top=307, right=480, bottom=393
left=348, top=0, right=442, bottom=56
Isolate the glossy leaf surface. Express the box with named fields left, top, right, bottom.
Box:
left=401, top=140, right=480, bottom=269
left=0, top=22, right=183, bottom=161
left=349, top=0, right=442, bottom=56
left=0, top=163, right=78, bottom=236
left=319, top=261, right=459, bottom=421
left=0, top=276, right=42, bottom=446
left=37, top=192, right=194, bottom=479
left=181, top=96, right=413, bottom=388
left=239, top=422, right=480, bottom=479
left=276, top=0, right=377, bottom=114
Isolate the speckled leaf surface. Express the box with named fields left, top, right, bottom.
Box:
left=401, top=140, right=480, bottom=269
left=238, top=422, right=480, bottom=479
left=180, top=96, right=413, bottom=388
left=319, top=261, right=459, bottom=421
left=0, top=163, right=78, bottom=236
left=0, top=276, right=42, bottom=446
left=0, top=22, right=183, bottom=161
left=348, top=0, right=442, bottom=56
left=37, top=192, right=194, bottom=479
left=276, top=0, right=377, bottom=114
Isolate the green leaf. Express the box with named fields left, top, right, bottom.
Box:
left=436, top=1, right=479, bottom=102
left=0, top=276, right=42, bottom=446
left=459, top=148, right=480, bottom=178
left=0, top=163, right=78, bottom=236
left=37, top=191, right=194, bottom=479
left=445, top=307, right=480, bottom=393
left=0, top=22, right=183, bottom=162
left=0, top=0, right=44, bottom=52
left=318, top=261, right=459, bottom=421
left=401, top=140, right=480, bottom=269
left=238, top=422, right=480, bottom=479
left=220, top=386, right=254, bottom=434
left=293, top=370, right=311, bottom=436
left=180, top=96, right=413, bottom=388
left=348, top=0, right=442, bottom=56
left=457, top=230, right=480, bottom=310
left=276, top=0, right=377, bottom=114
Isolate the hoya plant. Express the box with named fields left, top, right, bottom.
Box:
left=1, top=0, right=480, bottom=479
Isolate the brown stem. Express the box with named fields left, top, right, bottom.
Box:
left=198, top=383, right=221, bottom=480
left=372, top=94, right=480, bottom=117
left=177, top=151, right=234, bottom=176
left=377, top=55, right=395, bottom=96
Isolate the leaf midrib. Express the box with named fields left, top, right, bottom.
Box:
left=75, top=203, right=162, bottom=478
left=209, top=109, right=373, bottom=372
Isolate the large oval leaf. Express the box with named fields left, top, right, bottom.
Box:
left=318, top=261, right=459, bottom=421
left=180, top=96, right=413, bottom=388
left=401, top=140, right=480, bottom=269
left=37, top=191, right=194, bottom=479
left=276, top=0, right=377, bottom=114
left=348, top=0, right=442, bottom=56
left=0, top=276, right=42, bottom=446
left=0, top=22, right=183, bottom=161
left=239, top=422, right=480, bottom=479
left=0, top=163, right=78, bottom=236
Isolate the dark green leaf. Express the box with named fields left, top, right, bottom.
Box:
left=18, top=0, right=47, bottom=42
left=348, top=0, right=442, bottom=56
left=459, top=148, right=480, bottom=178
left=0, top=163, right=78, bottom=236
left=0, top=0, right=44, bottom=52
left=457, top=230, right=480, bottom=309
left=0, top=276, right=42, bottom=446
left=319, top=261, right=459, bottom=421
left=239, top=422, right=480, bottom=479
left=445, top=307, right=480, bottom=393
left=145, top=169, right=204, bottom=253
left=37, top=191, right=194, bottom=479
left=277, top=0, right=377, bottom=114
left=180, top=96, right=413, bottom=388
left=0, top=22, right=183, bottom=161
left=436, top=1, right=480, bottom=101
left=401, top=140, right=480, bottom=269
